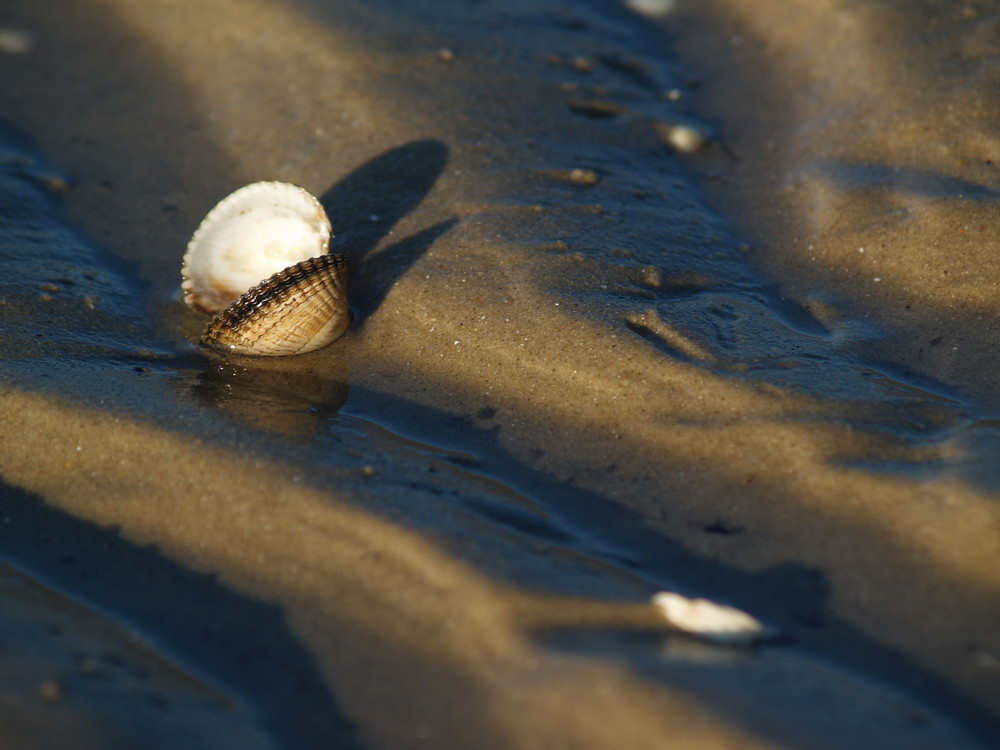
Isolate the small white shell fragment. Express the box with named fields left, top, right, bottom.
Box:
left=623, top=0, right=677, bottom=17
left=182, top=182, right=332, bottom=314
left=651, top=591, right=769, bottom=646
left=655, top=121, right=710, bottom=153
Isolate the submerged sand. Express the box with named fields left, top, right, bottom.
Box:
left=0, top=0, right=997, bottom=748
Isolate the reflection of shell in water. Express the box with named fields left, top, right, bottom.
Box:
left=201, top=254, right=349, bottom=356
left=181, top=182, right=350, bottom=357
left=192, top=357, right=349, bottom=440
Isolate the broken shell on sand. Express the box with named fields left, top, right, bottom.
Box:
left=651, top=591, right=775, bottom=647
left=181, top=182, right=349, bottom=356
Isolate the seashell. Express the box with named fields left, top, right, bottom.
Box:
left=182, top=182, right=350, bottom=357
left=182, top=182, right=332, bottom=314
left=651, top=591, right=775, bottom=647
left=201, top=254, right=349, bottom=356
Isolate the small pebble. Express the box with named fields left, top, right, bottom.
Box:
left=568, top=99, right=627, bottom=119
left=640, top=266, right=662, bottom=288
left=539, top=240, right=569, bottom=252
left=39, top=175, right=71, bottom=194
left=39, top=679, right=63, bottom=703
left=655, top=121, right=709, bottom=153
left=438, top=48, right=455, bottom=62
left=567, top=168, right=599, bottom=187
left=0, top=28, right=33, bottom=55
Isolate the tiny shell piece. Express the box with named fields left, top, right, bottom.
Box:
left=651, top=591, right=770, bottom=646
left=624, top=0, right=676, bottom=18
left=201, top=254, right=349, bottom=356
left=182, top=182, right=332, bottom=315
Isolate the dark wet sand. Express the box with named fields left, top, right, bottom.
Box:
left=0, top=1, right=997, bottom=748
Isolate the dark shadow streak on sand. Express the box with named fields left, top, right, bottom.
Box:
left=0, top=481, right=367, bottom=750
left=322, top=140, right=448, bottom=254
left=320, top=140, right=454, bottom=324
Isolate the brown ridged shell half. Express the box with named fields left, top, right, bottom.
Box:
left=200, top=254, right=349, bottom=356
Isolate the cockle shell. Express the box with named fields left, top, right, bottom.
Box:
left=182, top=181, right=332, bottom=314
left=201, top=254, right=349, bottom=356
left=181, top=182, right=350, bottom=357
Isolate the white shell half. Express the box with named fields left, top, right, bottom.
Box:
left=651, top=591, right=771, bottom=647
left=182, top=182, right=332, bottom=314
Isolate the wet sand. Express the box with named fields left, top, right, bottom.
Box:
left=0, top=0, right=997, bottom=748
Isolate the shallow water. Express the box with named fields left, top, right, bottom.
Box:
left=0, top=1, right=997, bottom=748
